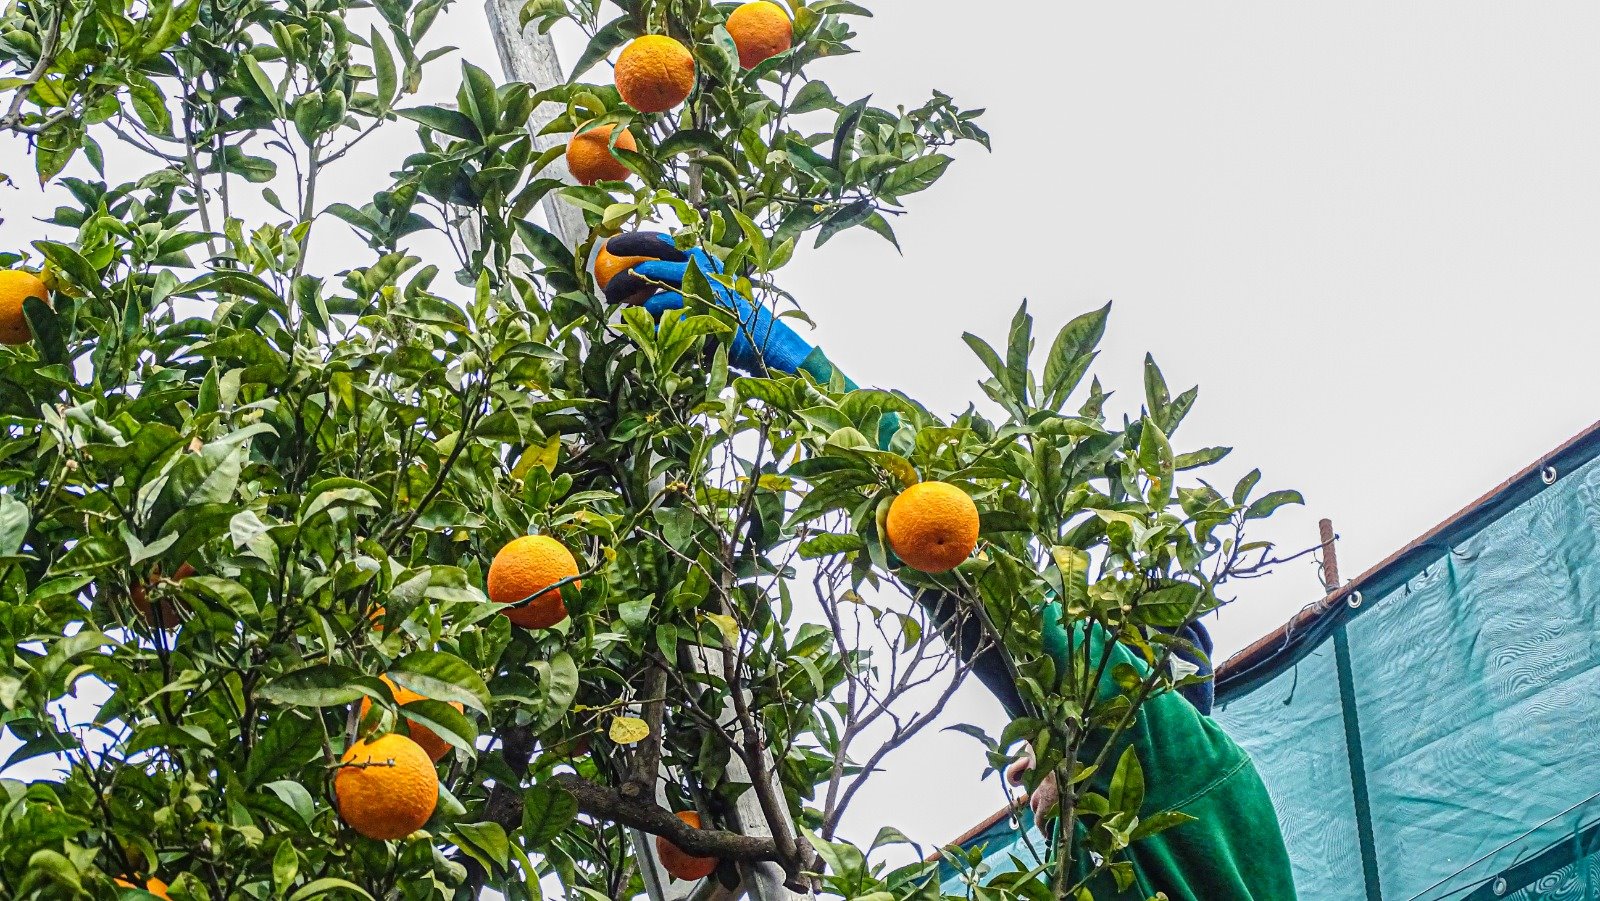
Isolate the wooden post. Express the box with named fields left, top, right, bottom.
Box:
left=477, top=9, right=810, bottom=899
left=1319, top=518, right=1340, bottom=592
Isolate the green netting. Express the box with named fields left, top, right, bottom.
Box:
left=941, top=430, right=1600, bottom=899
left=1211, top=639, right=1365, bottom=896
left=938, top=808, right=1048, bottom=893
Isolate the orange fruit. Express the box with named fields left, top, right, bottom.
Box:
left=114, top=877, right=170, bottom=898
left=359, top=675, right=463, bottom=762
left=885, top=481, right=980, bottom=573
left=566, top=124, right=638, bottom=186
left=486, top=535, right=579, bottom=629
left=127, top=562, right=196, bottom=629
left=726, top=2, right=793, bottom=69
left=0, top=269, right=48, bottom=345
left=615, top=35, right=696, bottom=113
left=593, top=240, right=655, bottom=303
left=656, top=810, right=719, bottom=881
left=335, top=733, right=439, bottom=840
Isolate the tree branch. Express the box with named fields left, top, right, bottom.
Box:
left=550, top=774, right=783, bottom=863
left=621, top=661, right=668, bottom=800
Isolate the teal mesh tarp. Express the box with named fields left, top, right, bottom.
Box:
left=942, top=426, right=1600, bottom=899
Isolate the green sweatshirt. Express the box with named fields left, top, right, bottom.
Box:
left=1040, top=604, right=1298, bottom=900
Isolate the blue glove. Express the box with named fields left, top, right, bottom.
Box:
left=600, top=231, right=900, bottom=446
left=602, top=232, right=816, bottom=376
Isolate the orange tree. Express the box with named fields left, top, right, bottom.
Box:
left=0, top=0, right=1300, bottom=898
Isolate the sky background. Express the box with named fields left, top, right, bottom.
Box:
left=5, top=0, right=1600, bottom=883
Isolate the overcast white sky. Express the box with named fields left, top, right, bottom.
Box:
left=4, top=0, right=1600, bottom=880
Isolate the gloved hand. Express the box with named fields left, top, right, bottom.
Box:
left=597, top=231, right=901, bottom=447
left=599, top=231, right=826, bottom=379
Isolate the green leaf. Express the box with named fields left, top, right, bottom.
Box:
left=257, top=665, right=377, bottom=707
left=861, top=212, right=900, bottom=251
left=798, top=532, right=864, bottom=559
left=178, top=270, right=283, bottom=304
left=371, top=28, right=398, bottom=108
left=1108, top=745, right=1145, bottom=815
left=22, top=296, right=66, bottom=365
left=33, top=240, right=99, bottom=290
left=397, top=105, right=481, bottom=141
left=399, top=698, right=478, bottom=755
left=35, top=118, right=82, bottom=184
left=657, top=128, right=725, bottom=159
left=459, top=61, right=500, bottom=134
left=815, top=199, right=874, bottom=248
left=879, top=154, right=951, bottom=199
left=1131, top=809, right=1198, bottom=841
left=963, top=332, right=1005, bottom=385
left=390, top=651, right=492, bottom=714
left=1043, top=302, right=1110, bottom=408
left=831, top=96, right=870, bottom=170
left=248, top=714, right=324, bottom=784
left=1143, top=353, right=1170, bottom=424
left=242, top=55, right=286, bottom=117
left=1051, top=545, right=1090, bottom=608
left=0, top=495, right=28, bottom=557
left=1174, top=446, right=1231, bottom=470
left=1137, top=419, right=1173, bottom=482
left=529, top=651, right=579, bottom=736
left=272, top=842, right=299, bottom=896
left=567, top=17, right=635, bottom=82
left=1245, top=489, right=1304, bottom=520
left=514, top=219, right=576, bottom=271
left=1233, top=469, right=1261, bottom=505
left=298, top=477, right=381, bottom=522
left=522, top=782, right=578, bottom=845
left=215, top=146, right=278, bottom=182
left=125, top=723, right=214, bottom=755
left=286, top=878, right=374, bottom=901
left=1135, top=582, right=1210, bottom=627
left=790, top=79, right=838, bottom=114
left=451, top=821, right=510, bottom=872
left=869, top=826, right=915, bottom=851
left=1004, top=301, right=1031, bottom=401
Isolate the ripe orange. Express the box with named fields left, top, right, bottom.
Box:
left=127, top=562, right=196, bottom=629
left=615, top=35, right=696, bottom=113
left=656, top=810, right=719, bottom=881
left=114, top=877, right=170, bottom=898
left=726, top=2, right=793, bottom=69
left=593, top=240, right=655, bottom=302
left=566, top=124, right=638, bottom=185
left=885, top=481, right=980, bottom=573
left=487, top=535, right=580, bottom=629
left=0, top=269, right=48, bottom=345
left=359, top=675, right=463, bottom=762
left=335, top=733, right=439, bottom=840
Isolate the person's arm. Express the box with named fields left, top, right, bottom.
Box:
left=601, top=233, right=857, bottom=384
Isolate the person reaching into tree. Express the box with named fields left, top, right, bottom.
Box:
left=595, top=231, right=1298, bottom=901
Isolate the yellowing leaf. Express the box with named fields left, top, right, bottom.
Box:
left=704, top=613, right=740, bottom=646
left=609, top=716, right=650, bottom=745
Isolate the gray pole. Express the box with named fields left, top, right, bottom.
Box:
left=482, top=0, right=588, bottom=250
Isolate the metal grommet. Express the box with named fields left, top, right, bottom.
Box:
left=1541, top=465, right=1558, bottom=485
left=1346, top=590, right=1364, bottom=609
left=1492, top=876, right=1508, bottom=895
